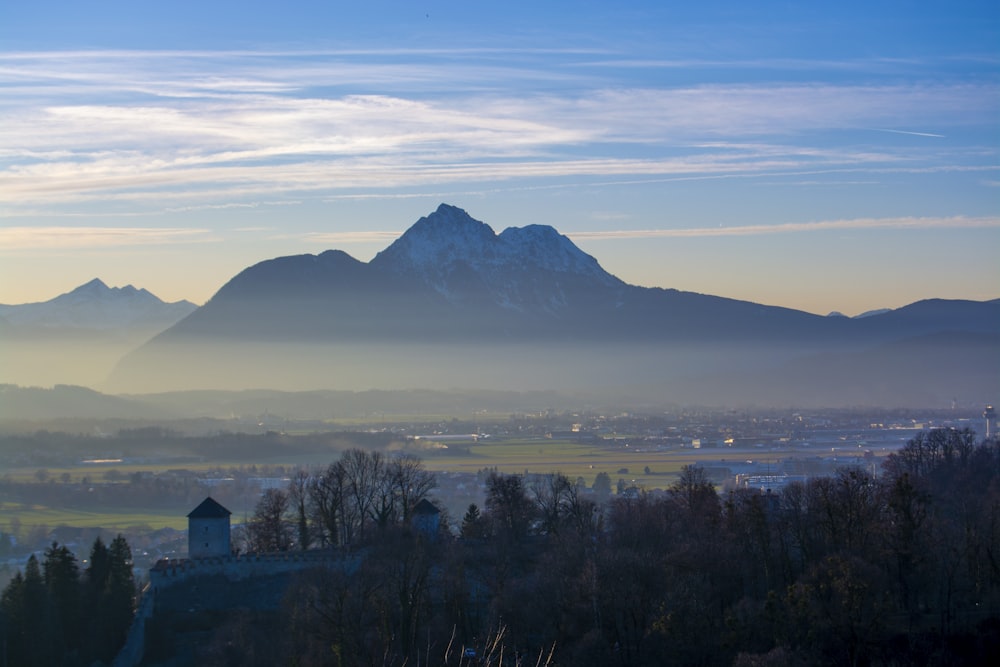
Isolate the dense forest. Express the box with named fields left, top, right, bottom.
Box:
left=163, top=429, right=1000, bottom=666
left=0, top=535, right=135, bottom=667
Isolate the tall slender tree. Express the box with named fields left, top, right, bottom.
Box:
left=82, top=536, right=110, bottom=662
left=83, top=534, right=135, bottom=664
left=104, top=535, right=135, bottom=661
left=341, top=448, right=383, bottom=541
left=287, top=469, right=312, bottom=550
left=20, top=555, right=50, bottom=667
left=308, top=461, right=346, bottom=547
left=43, top=542, right=80, bottom=660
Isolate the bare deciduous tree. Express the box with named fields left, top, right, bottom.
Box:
left=485, top=472, right=534, bottom=544
left=388, top=452, right=436, bottom=523
left=287, top=468, right=311, bottom=550
left=340, top=448, right=383, bottom=542
left=308, top=461, right=346, bottom=548
left=247, top=488, right=292, bottom=552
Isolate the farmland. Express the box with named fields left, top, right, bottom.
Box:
left=0, top=402, right=971, bottom=551
left=0, top=432, right=876, bottom=535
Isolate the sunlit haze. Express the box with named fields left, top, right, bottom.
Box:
left=1, top=1, right=998, bottom=316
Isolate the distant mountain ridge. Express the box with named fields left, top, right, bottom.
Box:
left=88, top=204, right=1000, bottom=405
left=0, top=278, right=196, bottom=333
left=0, top=279, right=197, bottom=388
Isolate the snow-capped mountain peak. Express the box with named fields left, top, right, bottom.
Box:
left=498, top=224, right=618, bottom=284
left=372, top=203, right=620, bottom=288
left=372, top=203, right=500, bottom=272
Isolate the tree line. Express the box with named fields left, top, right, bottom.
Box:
left=218, top=428, right=1000, bottom=666
left=0, top=535, right=135, bottom=667
left=242, top=449, right=437, bottom=553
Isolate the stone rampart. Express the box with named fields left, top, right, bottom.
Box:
left=149, top=550, right=342, bottom=590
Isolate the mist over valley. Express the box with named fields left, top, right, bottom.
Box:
left=3, top=204, right=998, bottom=408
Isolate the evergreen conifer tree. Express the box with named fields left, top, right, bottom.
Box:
left=43, top=542, right=81, bottom=660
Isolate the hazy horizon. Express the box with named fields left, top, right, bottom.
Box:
left=3, top=229, right=999, bottom=318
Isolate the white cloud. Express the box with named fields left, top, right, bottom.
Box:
left=0, top=226, right=216, bottom=250
left=869, top=128, right=946, bottom=138
left=268, top=215, right=1000, bottom=248
left=0, top=48, right=996, bottom=214
left=294, top=231, right=405, bottom=244
left=165, top=200, right=302, bottom=213
left=569, top=216, right=1000, bottom=240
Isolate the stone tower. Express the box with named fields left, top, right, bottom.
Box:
left=411, top=498, right=441, bottom=538
left=187, top=496, right=232, bottom=559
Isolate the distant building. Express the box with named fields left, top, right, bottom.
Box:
left=411, top=498, right=441, bottom=538
left=187, top=496, right=231, bottom=559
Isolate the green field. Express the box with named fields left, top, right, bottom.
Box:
left=426, top=437, right=662, bottom=474
left=415, top=435, right=815, bottom=488
left=0, top=434, right=866, bottom=533
left=0, top=501, right=186, bottom=531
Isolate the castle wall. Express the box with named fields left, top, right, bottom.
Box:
left=149, top=550, right=346, bottom=590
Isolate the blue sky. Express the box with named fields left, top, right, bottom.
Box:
left=1, top=1, right=997, bottom=315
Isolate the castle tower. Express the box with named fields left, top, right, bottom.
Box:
left=985, top=405, right=996, bottom=440
left=411, top=498, right=441, bottom=539
left=187, top=496, right=232, bottom=559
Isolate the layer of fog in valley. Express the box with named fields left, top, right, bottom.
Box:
left=101, top=336, right=999, bottom=409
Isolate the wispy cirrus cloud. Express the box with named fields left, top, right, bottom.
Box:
left=272, top=215, right=1000, bottom=247
left=569, top=216, right=1000, bottom=240
left=164, top=200, right=302, bottom=213
left=0, top=154, right=921, bottom=207
left=869, top=128, right=946, bottom=138
left=0, top=48, right=996, bottom=217
left=0, top=226, right=215, bottom=250
left=294, top=230, right=405, bottom=245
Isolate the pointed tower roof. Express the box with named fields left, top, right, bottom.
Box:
left=187, top=496, right=232, bottom=519
left=412, top=498, right=440, bottom=515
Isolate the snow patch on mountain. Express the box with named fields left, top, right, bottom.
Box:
left=498, top=224, right=619, bottom=285
left=372, top=204, right=622, bottom=303
left=373, top=204, right=500, bottom=272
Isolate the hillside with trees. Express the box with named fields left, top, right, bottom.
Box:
left=139, top=429, right=1000, bottom=666
left=0, top=535, right=135, bottom=666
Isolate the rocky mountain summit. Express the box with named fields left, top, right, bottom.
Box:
left=371, top=204, right=623, bottom=304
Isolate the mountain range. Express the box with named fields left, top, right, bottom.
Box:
left=0, top=279, right=196, bottom=388
left=0, top=278, right=196, bottom=334
left=98, top=204, right=998, bottom=407
left=1, top=204, right=995, bottom=407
